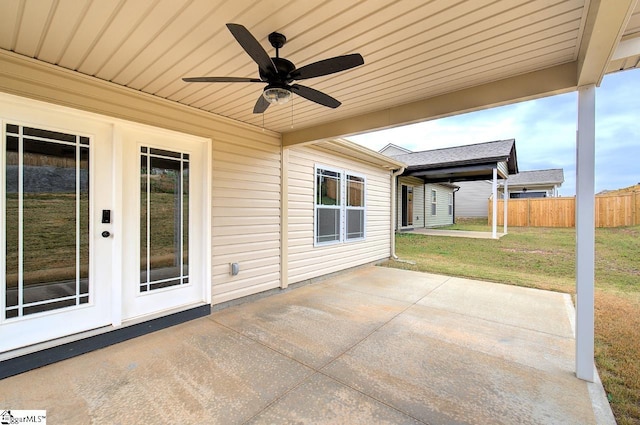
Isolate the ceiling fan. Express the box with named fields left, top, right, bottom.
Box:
left=182, top=23, right=364, bottom=113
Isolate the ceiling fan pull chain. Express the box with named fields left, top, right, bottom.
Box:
left=291, top=94, right=294, bottom=128
left=262, top=111, right=265, bottom=132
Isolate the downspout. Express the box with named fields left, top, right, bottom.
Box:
left=452, top=186, right=460, bottom=224
left=390, top=166, right=405, bottom=259
left=280, top=146, right=289, bottom=289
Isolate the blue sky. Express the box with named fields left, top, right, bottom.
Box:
left=349, top=68, right=640, bottom=196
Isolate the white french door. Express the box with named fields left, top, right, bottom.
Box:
left=0, top=105, right=114, bottom=352
left=118, top=126, right=209, bottom=321
left=1, top=94, right=210, bottom=353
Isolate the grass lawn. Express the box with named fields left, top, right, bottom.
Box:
left=381, top=219, right=640, bottom=424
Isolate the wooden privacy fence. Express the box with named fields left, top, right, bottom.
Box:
left=488, top=191, right=640, bottom=228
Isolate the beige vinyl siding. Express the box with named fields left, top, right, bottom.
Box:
left=498, top=161, right=509, bottom=178
left=0, top=53, right=282, bottom=306
left=211, top=131, right=282, bottom=304
left=287, top=145, right=392, bottom=285
left=425, top=184, right=455, bottom=227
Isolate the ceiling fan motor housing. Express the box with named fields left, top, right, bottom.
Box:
left=260, top=57, right=296, bottom=83
left=268, top=32, right=286, bottom=49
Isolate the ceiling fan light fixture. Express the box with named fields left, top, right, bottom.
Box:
left=263, top=86, right=292, bottom=105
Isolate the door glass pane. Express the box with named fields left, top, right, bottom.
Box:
left=182, top=159, right=189, bottom=283
left=4, top=124, right=90, bottom=319
left=140, top=148, right=189, bottom=292
left=402, top=186, right=413, bottom=226
left=5, top=135, right=19, bottom=318
left=79, top=146, right=89, bottom=296
left=407, top=187, right=413, bottom=225
left=140, top=154, right=148, bottom=288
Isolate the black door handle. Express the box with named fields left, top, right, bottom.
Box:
left=101, top=231, right=111, bottom=238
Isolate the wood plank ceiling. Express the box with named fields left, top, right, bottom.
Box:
left=0, top=0, right=637, bottom=135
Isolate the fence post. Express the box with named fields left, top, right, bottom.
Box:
left=631, top=190, right=640, bottom=226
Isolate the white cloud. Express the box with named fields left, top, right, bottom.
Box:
left=349, top=68, right=640, bottom=196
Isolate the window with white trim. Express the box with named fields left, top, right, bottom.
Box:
left=315, top=166, right=366, bottom=245
left=346, top=174, right=365, bottom=240
left=315, top=168, right=341, bottom=244
left=448, top=193, right=453, bottom=216
left=431, top=189, right=437, bottom=215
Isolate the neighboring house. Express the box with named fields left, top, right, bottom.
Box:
left=381, top=140, right=518, bottom=229
left=454, top=180, right=494, bottom=218
left=456, top=168, right=565, bottom=218
left=597, top=183, right=640, bottom=195
left=379, top=143, right=412, bottom=157
left=396, top=177, right=457, bottom=230
left=500, top=169, right=564, bottom=198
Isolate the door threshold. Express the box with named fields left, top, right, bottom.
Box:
left=0, top=304, right=210, bottom=379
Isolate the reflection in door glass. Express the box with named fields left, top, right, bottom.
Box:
left=140, top=147, right=189, bottom=292
left=4, top=124, right=90, bottom=319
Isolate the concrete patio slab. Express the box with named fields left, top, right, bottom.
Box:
left=397, top=303, right=574, bottom=375
left=248, top=373, right=422, bottom=425
left=418, top=276, right=574, bottom=338
left=320, top=266, right=449, bottom=303
left=322, top=319, right=594, bottom=425
left=1, top=319, right=313, bottom=424
left=0, top=266, right=613, bottom=424
left=213, top=275, right=411, bottom=369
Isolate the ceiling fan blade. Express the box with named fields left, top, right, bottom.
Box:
left=291, top=84, right=341, bottom=108
left=291, top=54, right=364, bottom=80
left=226, top=23, right=277, bottom=77
left=253, top=94, right=270, bottom=114
left=182, top=77, right=262, bottom=83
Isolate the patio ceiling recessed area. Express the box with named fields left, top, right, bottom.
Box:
left=1, top=0, right=639, bottom=143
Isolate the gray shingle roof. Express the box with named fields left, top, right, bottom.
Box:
left=390, top=139, right=516, bottom=170
left=505, top=169, right=564, bottom=186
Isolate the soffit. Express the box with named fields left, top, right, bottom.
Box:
left=607, top=1, right=640, bottom=73
left=312, top=139, right=405, bottom=171
left=0, top=0, right=635, bottom=138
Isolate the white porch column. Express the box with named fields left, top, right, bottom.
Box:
left=576, top=84, right=596, bottom=382
left=492, top=168, right=498, bottom=239
left=503, top=178, right=508, bottom=235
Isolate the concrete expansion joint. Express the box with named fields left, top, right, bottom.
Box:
left=314, top=370, right=429, bottom=425
left=241, top=370, right=316, bottom=425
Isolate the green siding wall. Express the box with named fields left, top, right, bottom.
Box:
left=425, top=184, right=454, bottom=227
